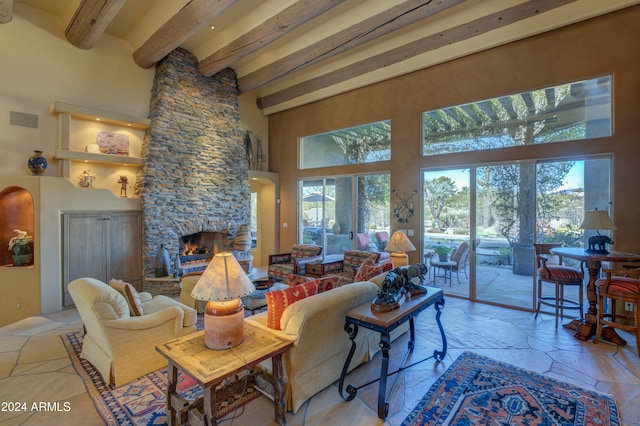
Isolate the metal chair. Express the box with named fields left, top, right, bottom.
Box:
left=534, top=243, right=584, bottom=329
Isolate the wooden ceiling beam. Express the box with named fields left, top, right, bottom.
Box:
left=257, top=0, right=578, bottom=111
left=198, top=0, right=346, bottom=77
left=238, top=0, right=465, bottom=93
left=0, top=0, right=13, bottom=24
left=65, top=0, right=126, bottom=49
left=133, top=0, right=237, bottom=69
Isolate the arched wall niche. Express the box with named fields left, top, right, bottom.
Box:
left=0, top=186, right=34, bottom=266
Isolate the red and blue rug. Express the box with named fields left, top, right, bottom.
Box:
left=403, top=351, right=621, bottom=426
left=61, top=330, right=261, bottom=426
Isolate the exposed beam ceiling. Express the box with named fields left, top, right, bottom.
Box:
left=8, top=0, right=640, bottom=115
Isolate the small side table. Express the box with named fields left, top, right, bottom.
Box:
left=305, top=256, right=343, bottom=277
left=429, top=259, right=456, bottom=285
left=156, top=323, right=294, bottom=426
left=338, top=288, right=446, bottom=420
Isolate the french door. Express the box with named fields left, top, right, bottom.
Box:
left=299, top=173, right=390, bottom=256
left=423, top=157, right=611, bottom=311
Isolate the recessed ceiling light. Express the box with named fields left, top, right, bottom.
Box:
left=96, top=118, right=101, bottom=121
left=210, top=25, right=215, bottom=30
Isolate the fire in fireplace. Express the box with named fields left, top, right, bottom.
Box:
left=179, top=231, right=222, bottom=264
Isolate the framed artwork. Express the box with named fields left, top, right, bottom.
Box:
left=96, top=131, right=129, bottom=155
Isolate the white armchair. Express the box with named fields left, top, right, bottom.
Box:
left=68, top=277, right=197, bottom=387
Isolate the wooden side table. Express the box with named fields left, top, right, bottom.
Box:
left=338, top=288, right=446, bottom=420
left=304, top=257, right=343, bottom=277
left=156, top=323, right=294, bottom=426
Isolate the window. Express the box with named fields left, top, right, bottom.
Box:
left=422, top=76, right=612, bottom=156
left=300, top=120, right=391, bottom=169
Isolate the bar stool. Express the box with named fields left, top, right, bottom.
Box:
left=534, top=243, right=585, bottom=329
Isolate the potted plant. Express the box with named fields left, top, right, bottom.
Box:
left=8, top=229, right=34, bottom=266
left=432, top=244, right=452, bottom=262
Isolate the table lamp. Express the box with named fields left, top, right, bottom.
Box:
left=580, top=209, right=616, bottom=254
left=191, top=252, right=255, bottom=350
left=385, top=231, right=416, bottom=268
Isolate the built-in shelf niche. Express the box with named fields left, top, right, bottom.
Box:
left=0, top=186, right=34, bottom=267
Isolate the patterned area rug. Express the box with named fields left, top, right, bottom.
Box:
left=61, top=330, right=262, bottom=426
left=403, top=351, right=621, bottom=426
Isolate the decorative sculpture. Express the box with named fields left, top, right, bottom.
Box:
left=118, top=176, right=130, bottom=197
left=587, top=235, right=614, bottom=254
left=371, top=264, right=429, bottom=311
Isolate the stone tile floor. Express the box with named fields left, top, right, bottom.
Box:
left=0, top=296, right=638, bottom=425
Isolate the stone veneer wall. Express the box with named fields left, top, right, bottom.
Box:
left=137, top=48, right=249, bottom=275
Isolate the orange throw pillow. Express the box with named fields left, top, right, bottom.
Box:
left=265, top=280, right=318, bottom=330
left=109, top=279, right=144, bottom=316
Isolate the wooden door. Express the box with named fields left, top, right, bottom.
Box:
left=110, top=212, right=142, bottom=289
left=63, top=213, right=110, bottom=307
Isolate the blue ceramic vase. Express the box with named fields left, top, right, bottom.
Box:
left=28, top=150, right=47, bottom=175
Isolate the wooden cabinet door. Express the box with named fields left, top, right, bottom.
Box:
left=63, top=213, right=110, bottom=307
left=110, top=212, right=142, bottom=289
left=62, top=211, right=142, bottom=307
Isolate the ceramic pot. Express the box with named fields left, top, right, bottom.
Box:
left=233, top=224, right=252, bottom=252
left=12, top=253, right=34, bottom=266
left=155, top=244, right=171, bottom=277
left=28, top=150, right=47, bottom=175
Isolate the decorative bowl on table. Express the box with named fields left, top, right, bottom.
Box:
left=253, top=279, right=276, bottom=290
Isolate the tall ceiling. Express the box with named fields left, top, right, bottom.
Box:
left=5, top=0, right=639, bottom=115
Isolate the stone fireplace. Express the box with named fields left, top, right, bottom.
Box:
left=137, top=48, right=250, bottom=276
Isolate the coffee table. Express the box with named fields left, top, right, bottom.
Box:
left=156, top=322, right=294, bottom=426
left=242, top=281, right=289, bottom=315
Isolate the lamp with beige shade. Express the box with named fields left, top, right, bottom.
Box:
left=191, top=252, right=255, bottom=350
left=385, top=231, right=416, bottom=268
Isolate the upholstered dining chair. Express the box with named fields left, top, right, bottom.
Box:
left=534, top=243, right=584, bottom=329
left=594, top=268, right=640, bottom=356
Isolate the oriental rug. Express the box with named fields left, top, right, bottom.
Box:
left=402, top=351, right=621, bottom=426
left=61, top=330, right=261, bottom=426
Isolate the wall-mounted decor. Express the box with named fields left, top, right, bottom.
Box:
left=96, top=130, right=129, bottom=155
left=392, top=189, right=417, bottom=223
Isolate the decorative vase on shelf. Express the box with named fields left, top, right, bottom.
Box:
left=27, top=150, right=47, bottom=175
left=8, top=229, right=34, bottom=266
left=155, top=244, right=171, bottom=277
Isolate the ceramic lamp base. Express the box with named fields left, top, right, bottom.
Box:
left=203, top=299, right=245, bottom=350
left=390, top=252, right=409, bottom=268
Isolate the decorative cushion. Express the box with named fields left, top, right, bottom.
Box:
left=380, top=260, right=394, bottom=272
left=596, top=276, right=640, bottom=294
left=287, top=274, right=313, bottom=286
left=290, top=244, right=322, bottom=260
left=265, top=280, right=318, bottom=330
left=109, top=279, right=144, bottom=316
left=315, top=275, right=341, bottom=293
left=538, top=265, right=583, bottom=280
left=354, top=260, right=383, bottom=282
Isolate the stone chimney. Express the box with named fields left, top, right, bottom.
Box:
left=137, top=48, right=250, bottom=275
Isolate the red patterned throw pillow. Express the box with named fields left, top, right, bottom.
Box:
left=109, top=279, right=144, bottom=316
left=266, top=280, right=318, bottom=330
left=287, top=273, right=313, bottom=286
left=316, top=275, right=341, bottom=293
left=354, top=261, right=383, bottom=282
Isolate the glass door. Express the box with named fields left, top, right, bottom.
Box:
left=299, top=173, right=390, bottom=258
left=423, top=169, right=471, bottom=298
left=424, top=158, right=611, bottom=311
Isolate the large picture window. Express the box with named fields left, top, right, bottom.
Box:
left=422, top=76, right=612, bottom=156
left=300, top=120, right=391, bottom=169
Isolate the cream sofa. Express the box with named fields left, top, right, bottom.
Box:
left=245, top=272, right=406, bottom=413
left=68, top=277, right=197, bottom=387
